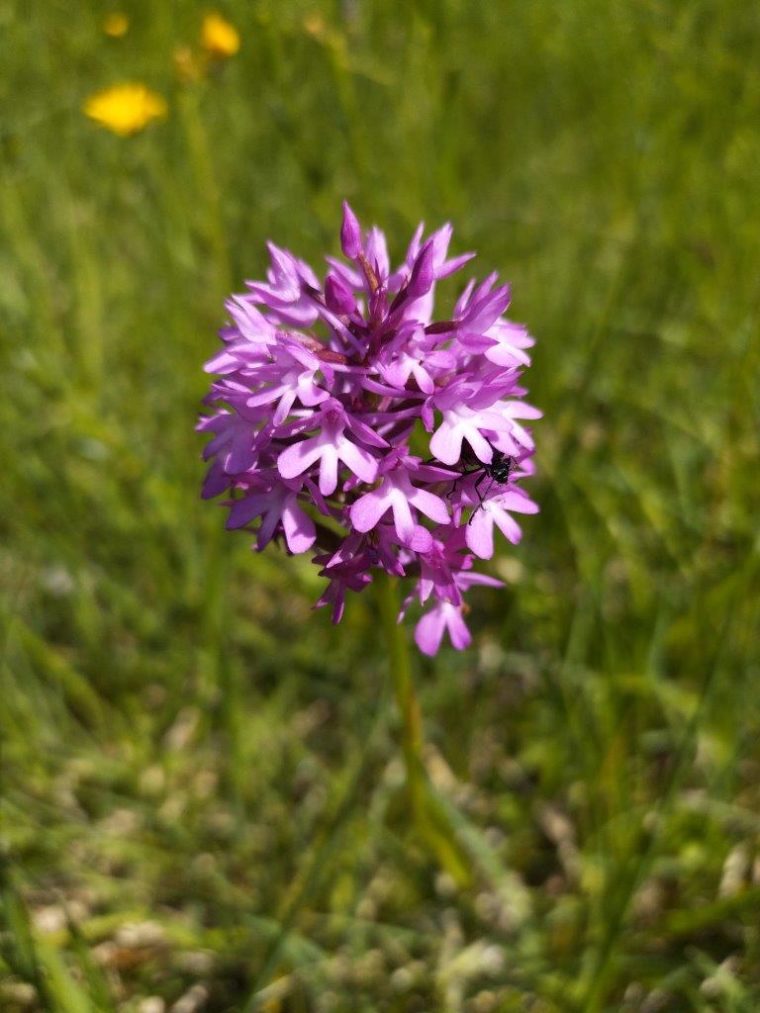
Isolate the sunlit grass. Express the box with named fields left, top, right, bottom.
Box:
left=1, top=1, right=759, bottom=1010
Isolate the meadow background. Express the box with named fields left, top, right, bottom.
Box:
left=2, top=1, right=759, bottom=1010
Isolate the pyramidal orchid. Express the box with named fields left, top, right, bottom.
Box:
left=199, top=204, right=540, bottom=654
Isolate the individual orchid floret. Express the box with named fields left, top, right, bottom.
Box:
left=225, top=475, right=317, bottom=555
left=199, top=203, right=540, bottom=654
left=415, top=600, right=472, bottom=655
left=350, top=454, right=449, bottom=548
left=277, top=404, right=379, bottom=496
left=464, top=488, right=540, bottom=559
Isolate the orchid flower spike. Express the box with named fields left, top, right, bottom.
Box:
left=199, top=204, right=540, bottom=654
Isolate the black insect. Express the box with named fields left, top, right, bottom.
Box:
left=448, top=442, right=515, bottom=521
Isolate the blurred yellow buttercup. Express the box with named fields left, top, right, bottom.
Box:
left=303, top=13, right=326, bottom=38
left=84, top=83, right=167, bottom=137
left=173, top=45, right=205, bottom=85
left=201, top=12, right=240, bottom=58
left=103, top=12, right=129, bottom=37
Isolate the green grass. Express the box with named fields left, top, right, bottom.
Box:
left=1, top=0, right=759, bottom=1009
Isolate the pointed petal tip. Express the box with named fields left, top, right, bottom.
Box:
left=340, top=201, right=362, bottom=259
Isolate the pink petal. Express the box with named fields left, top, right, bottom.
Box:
left=500, top=400, right=543, bottom=420
left=350, top=489, right=390, bottom=532
left=273, top=388, right=298, bottom=425
left=493, top=508, right=522, bottom=545
left=281, top=497, right=316, bottom=553
left=338, top=439, right=378, bottom=484
left=484, top=343, right=531, bottom=367
left=204, top=349, right=239, bottom=374
left=246, top=385, right=286, bottom=408
left=226, top=494, right=269, bottom=529
left=498, top=490, right=540, bottom=514
left=429, top=422, right=462, bottom=466
left=365, top=226, right=389, bottom=278
left=318, top=445, right=339, bottom=495
left=412, top=366, right=434, bottom=395
left=278, top=437, right=323, bottom=480
left=409, top=488, right=450, bottom=525
left=445, top=605, right=471, bottom=650
left=390, top=492, right=415, bottom=543
left=409, top=526, right=433, bottom=552
left=466, top=509, right=495, bottom=559
left=257, top=505, right=281, bottom=548
left=415, top=608, right=446, bottom=656
left=463, top=427, right=492, bottom=463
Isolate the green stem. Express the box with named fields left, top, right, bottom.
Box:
left=377, top=575, right=471, bottom=886
left=377, top=574, right=426, bottom=818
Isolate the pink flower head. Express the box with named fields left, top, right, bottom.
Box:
left=199, top=204, right=540, bottom=653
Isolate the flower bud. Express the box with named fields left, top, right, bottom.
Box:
left=340, top=201, right=362, bottom=259
left=325, top=273, right=357, bottom=315
left=406, top=239, right=436, bottom=299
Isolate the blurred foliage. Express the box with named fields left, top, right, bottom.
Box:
left=1, top=0, right=759, bottom=1010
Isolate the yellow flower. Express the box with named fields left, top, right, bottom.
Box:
left=303, top=14, right=326, bottom=40
left=173, top=45, right=204, bottom=85
left=201, top=12, right=240, bottom=59
left=103, top=12, right=129, bottom=38
left=84, top=83, right=167, bottom=137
